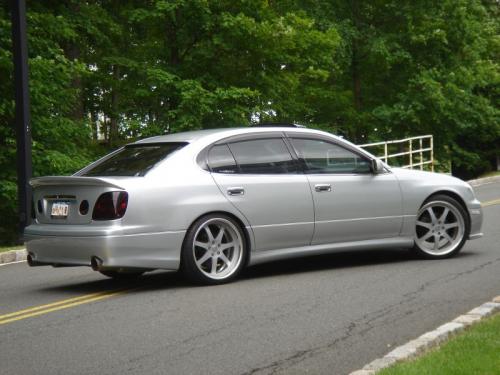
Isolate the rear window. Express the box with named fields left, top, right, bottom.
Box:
left=81, top=143, right=187, bottom=177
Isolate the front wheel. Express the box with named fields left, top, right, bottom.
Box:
left=181, top=214, right=247, bottom=285
left=413, top=195, right=469, bottom=259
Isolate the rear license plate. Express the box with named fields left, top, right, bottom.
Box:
left=51, top=202, right=69, bottom=218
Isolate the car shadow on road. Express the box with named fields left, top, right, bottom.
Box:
left=242, top=249, right=414, bottom=280
left=243, top=249, right=475, bottom=280
left=37, top=269, right=186, bottom=296
left=38, top=249, right=475, bottom=296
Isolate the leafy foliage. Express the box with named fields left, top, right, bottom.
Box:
left=0, top=0, right=498, bottom=243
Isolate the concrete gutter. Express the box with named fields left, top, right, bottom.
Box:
left=0, top=249, right=27, bottom=265
left=467, top=174, right=500, bottom=187
left=350, top=296, right=500, bottom=375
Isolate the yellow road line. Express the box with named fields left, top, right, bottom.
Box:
left=0, top=288, right=134, bottom=326
left=482, top=198, right=500, bottom=207
left=0, top=290, right=118, bottom=320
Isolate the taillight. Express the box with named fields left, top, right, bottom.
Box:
left=92, top=191, right=128, bottom=220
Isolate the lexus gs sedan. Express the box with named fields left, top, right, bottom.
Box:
left=24, top=127, right=483, bottom=284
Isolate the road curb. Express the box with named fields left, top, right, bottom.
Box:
left=0, top=249, right=27, bottom=265
left=350, top=296, right=500, bottom=375
left=467, top=175, right=500, bottom=187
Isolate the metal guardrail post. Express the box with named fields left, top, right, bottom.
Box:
left=384, top=143, right=388, bottom=163
left=419, top=138, right=423, bottom=170
left=409, top=139, right=413, bottom=168
left=430, top=136, right=434, bottom=172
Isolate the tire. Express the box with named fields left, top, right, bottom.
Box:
left=99, top=270, right=144, bottom=280
left=181, top=213, right=247, bottom=285
left=413, top=194, right=470, bottom=259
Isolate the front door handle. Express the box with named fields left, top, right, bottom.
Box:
left=314, top=183, right=332, bottom=192
left=227, top=187, right=245, bottom=196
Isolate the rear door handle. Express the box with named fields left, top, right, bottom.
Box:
left=314, top=184, right=331, bottom=192
left=227, top=187, right=245, bottom=196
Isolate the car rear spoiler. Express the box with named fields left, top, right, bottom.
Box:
left=30, top=176, right=125, bottom=190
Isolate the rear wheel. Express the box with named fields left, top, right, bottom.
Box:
left=413, top=195, right=469, bottom=259
left=181, top=214, right=247, bottom=285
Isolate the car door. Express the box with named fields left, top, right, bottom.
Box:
left=208, top=134, right=314, bottom=251
left=287, top=135, right=403, bottom=245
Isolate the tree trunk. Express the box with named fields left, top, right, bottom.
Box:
left=90, top=110, right=98, bottom=141
left=167, top=8, right=181, bottom=66
left=108, top=65, right=120, bottom=147
left=352, top=47, right=362, bottom=112
left=63, top=2, right=84, bottom=121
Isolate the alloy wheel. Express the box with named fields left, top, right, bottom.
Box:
left=415, top=200, right=465, bottom=256
left=192, top=218, right=244, bottom=280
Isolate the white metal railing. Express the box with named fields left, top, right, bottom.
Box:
left=359, top=135, right=434, bottom=172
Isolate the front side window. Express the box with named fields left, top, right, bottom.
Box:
left=290, top=138, right=371, bottom=174
left=81, top=143, right=186, bottom=177
left=227, top=138, right=297, bottom=174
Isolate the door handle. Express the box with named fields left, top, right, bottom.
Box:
left=314, top=184, right=332, bottom=192
left=227, top=187, right=245, bottom=196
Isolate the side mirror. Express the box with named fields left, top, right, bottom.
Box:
left=371, top=159, right=385, bottom=174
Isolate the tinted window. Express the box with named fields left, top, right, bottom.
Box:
left=228, top=138, right=297, bottom=174
left=290, top=138, right=371, bottom=174
left=208, top=145, right=238, bottom=174
left=82, top=143, right=186, bottom=177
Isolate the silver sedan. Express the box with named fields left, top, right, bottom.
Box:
left=24, top=127, right=483, bottom=284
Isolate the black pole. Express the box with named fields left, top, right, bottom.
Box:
left=10, top=0, right=32, bottom=237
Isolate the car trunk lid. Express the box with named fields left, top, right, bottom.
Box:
left=31, top=176, right=126, bottom=225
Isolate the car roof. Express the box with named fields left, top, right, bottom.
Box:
left=131, top=127, right=380, bottom=173
left=132, top=127, right=341, bottom=145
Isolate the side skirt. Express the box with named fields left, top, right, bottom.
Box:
left=248, top=237, right=414, bottom=266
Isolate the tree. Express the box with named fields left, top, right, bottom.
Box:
left=0, top=2, right=95, bottom=243
left=0, top=0, right=497, bottom=244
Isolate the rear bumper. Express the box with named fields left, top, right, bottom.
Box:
left=24, top=227, right=186, bottom=270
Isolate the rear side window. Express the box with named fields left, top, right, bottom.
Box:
left=227, top=138, right=297, bottom=174
left=81, top=143, right=186, bottom=177
left=207, top=145, right=238, bottom=174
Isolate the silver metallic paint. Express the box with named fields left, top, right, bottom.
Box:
left=211, top=173, right=314, bottom=251
left=24, top=127, right=483, bottom=272
left=304, top=173, right=403, bottom=244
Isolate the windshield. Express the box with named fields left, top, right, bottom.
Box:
left=81, top=143, right=187, bottom=177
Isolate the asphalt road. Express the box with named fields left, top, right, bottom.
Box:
left=1, top=182, right=499, bottom=375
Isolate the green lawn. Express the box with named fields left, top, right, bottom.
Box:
left=379, top=313, right=500, bottom=375
left=0, top=245, right=25, bottom=253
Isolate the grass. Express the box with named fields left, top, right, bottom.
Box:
left=379, top=313, right=500, bottom=375
left=0, top=245, right=25, bottom=253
